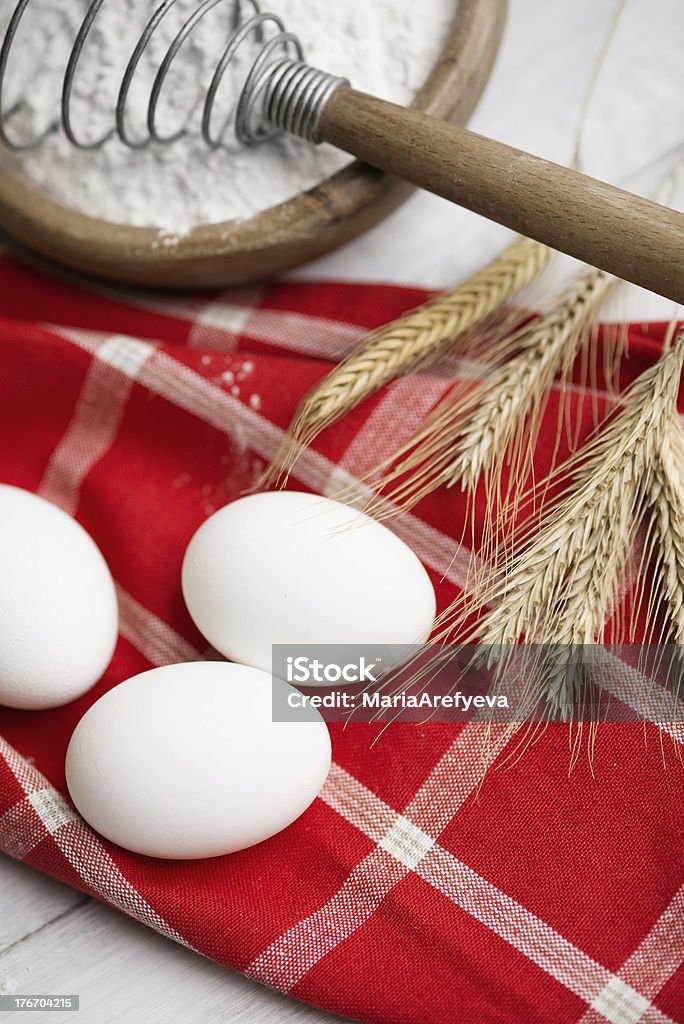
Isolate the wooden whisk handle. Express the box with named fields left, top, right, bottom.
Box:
left=319, top=88, right=684, bottom=305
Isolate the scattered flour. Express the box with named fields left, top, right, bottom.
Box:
left=0, top=0, right=455, bottom=233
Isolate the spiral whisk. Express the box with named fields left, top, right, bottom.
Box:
left=0, top=0, right=347, bottom=152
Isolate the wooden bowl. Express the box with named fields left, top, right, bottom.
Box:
left=0, top=0, right=507, bottom=289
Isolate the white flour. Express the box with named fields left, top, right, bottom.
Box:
left=0, top=0, right=455, bottom=233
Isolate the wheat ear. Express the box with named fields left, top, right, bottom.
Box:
left=446, top=267, right=615, bottom=490
left=361, top=267, right=614, bottom=526
left=262, top=236, right=551, bottom=486
left=464, top=331, right=684, bottom=715
left=448, top=268, right=616, bottom=576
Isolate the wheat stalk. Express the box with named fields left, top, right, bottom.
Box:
left=446, top=268, right=616, bottom=491
left=648, top=419, right=684, bottom=644
left=462, top=330, right=684, bottom=715
left=448, top=268, right=617, bottom=575
left=263, top=236, right=551, bottom=486
left=478, top=463, right=637, bottom=644
left=361, top=266, right=615, bottom=527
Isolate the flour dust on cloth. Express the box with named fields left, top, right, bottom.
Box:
left=0, top=249, right=683, bottom=1024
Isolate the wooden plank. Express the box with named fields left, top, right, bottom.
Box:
left=0, top=856, right=86, bottom=953
left=0, top=885, right=345, bottom=1023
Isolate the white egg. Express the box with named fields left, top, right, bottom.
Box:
left=65, top=661, right=331, bottom=859
left=181, top=491, right=436, bottom=673
left=0, top=485, right=118, bottom=710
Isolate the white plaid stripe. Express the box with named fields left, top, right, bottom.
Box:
left=378, top=815, right=433, bottom=868
left=138, top=352, right=478, bottom=590
left=403, top=723, right=510, bottom=835
left=97, top=334, right=156, bottom=376
left=107, top=293, right=365, bottom=360
left=247, top=845, right=410, bottom=991
left=580, top=887, right=684, bottom=1024
left=640, top=1012, right=682, bottom=1024
left=31, top=335, right=203, bottom=670
left=246, top=727, right=514, bottom=991
left=588, top=980, right=653, bottom=1024
left=116, top=586, right=203, bottom=667
left=618, top=887, right=684, bottom=999
left=190, top=304, right=364, bottom=360
left=186, top=287, right=264, bottom=350
left=1, top=790, right=81, bottom=862
left=336, top=376, right=454, bottom=478
left=0, top=795, right=56, bottom=860
left=0, top=739, right=190, bottom=948
left=419, top=842, right=615, bottom=1006
left=319, top=763, right=396, bottom=843
left=639, top=1011, right=683, bottom=1024
left=320, top=764, right=675, bottom=1024
left=38, top=335, right=154, bottom=514
left=76, top=282, right=365, bottom=359
left=595, top=650, right=684, bottom=743
left=29, top=789, right=76, bottom=835
left=0, top=738, right=50, bottom=796
left=0, top=329, right=194, bottom=951
left=32, top=263, right=366, bottom=359
left=48, top=326, right=478, bottom=589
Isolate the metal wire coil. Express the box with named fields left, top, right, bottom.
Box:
left=0, top=0, right=347, bottom=152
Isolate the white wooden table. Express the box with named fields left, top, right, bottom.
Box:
left=2, top=1, right=682, bottom=1020
left=0, top=856, right=343, bottom=1023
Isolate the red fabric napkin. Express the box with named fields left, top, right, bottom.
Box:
left=1, top=248, right=683, bottom=1024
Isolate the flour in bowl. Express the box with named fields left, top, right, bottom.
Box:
left=0, top=0, right=455, bottom=233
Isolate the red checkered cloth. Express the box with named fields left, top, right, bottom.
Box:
left=1, top=246, right=683, bottom=1024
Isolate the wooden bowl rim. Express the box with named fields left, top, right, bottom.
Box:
left=0, top=0, right=508, bottom=287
